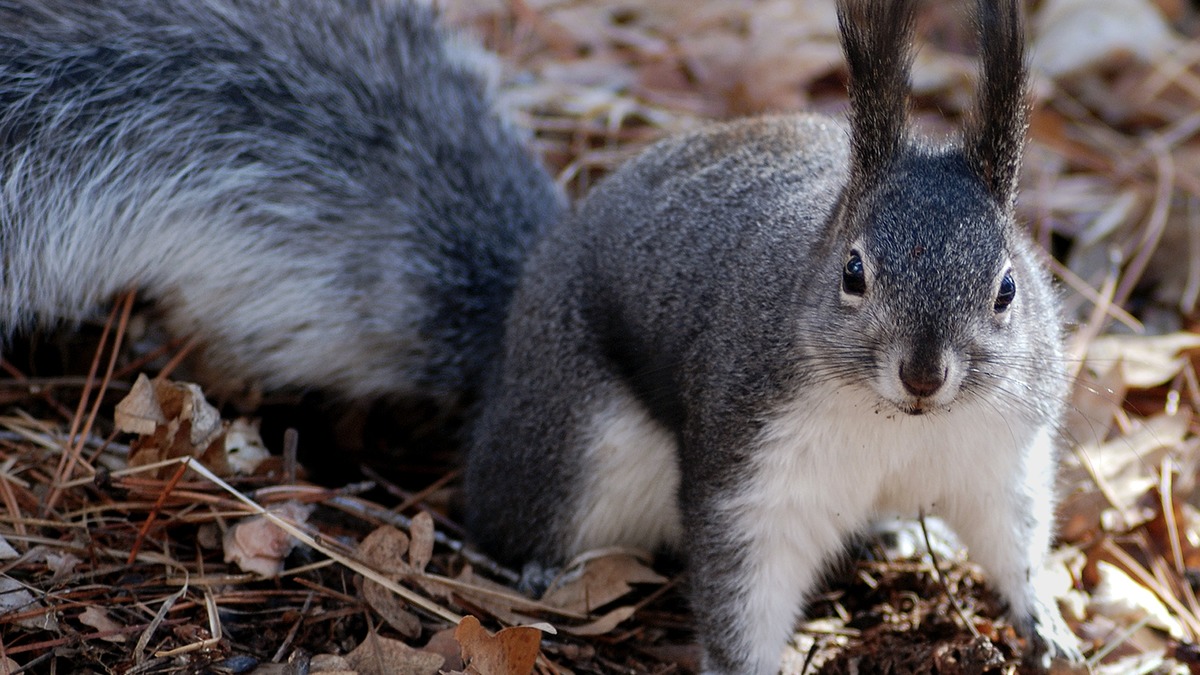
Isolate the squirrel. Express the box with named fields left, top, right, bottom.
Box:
left=0, top=0, right=1080, bottom=672
left=466, top=0, right=1082, bottom=672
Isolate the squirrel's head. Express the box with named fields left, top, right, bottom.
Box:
left=814, top=0, right=1053, bottom=417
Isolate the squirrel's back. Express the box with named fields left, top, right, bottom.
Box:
left=0, top=0, right=563, bottom=404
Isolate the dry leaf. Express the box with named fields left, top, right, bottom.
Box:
left=1032, top=0, right=1180, bottom=79
left=408, top=511, right=434, bottom=573
left=540, top=552, right=665, bottom=614
left=361, top=579, right=422, bottom=639
left=223, top=501, right=314, bottom=577
left=454, top=615, right=541, bottom=675
left=78, top=606, right=126, bottom=643
left=439, top=566, right=564, bottom=625
left=345, top=631, right=444, bottom=675
left=1085, top=332, right=1200, bottom=389
left=113, top=373, right=166, bottom=435
left=225, top=418, right=270, bottom=474
left=309, top=653, right=354, bottom=672
left=119, top=375, right=234, bottom=475
left=423, top=627, right=466, bottom=672
left=1065, top=362, right=1126, bottom=451
left=0, top=536, right=16, bottom=560
left=0, top=575, right=57, bottom=631
left=1093, top=652, right=1172, bottom=675
left=359, top=525, right=411, bottom=575
left=356, top=525, right=421, bottom=637
left=558, top=605, right=637, bottom=637
left=45, top=552, right=81, bottom=580
left=1089, top=561, right=1183, bottom=639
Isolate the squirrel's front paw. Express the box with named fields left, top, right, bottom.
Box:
left=1014, top=596, right=1083, bottom=667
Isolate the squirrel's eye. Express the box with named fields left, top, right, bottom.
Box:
left=842, top=250, right=866, bottom=296
left=994, top=270, right=1015, bottom=312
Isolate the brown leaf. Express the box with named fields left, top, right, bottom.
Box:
left=308, top=653, right=354, bottom=672
left=361, top=579, right=422, bottom=638
left=78, top=606, right=126, bottom=643
left=223, top=501, right=314, bottom=577
left=438, top=566, right=566, bottom=625
left=355, top=525, right=423, bottom=636
left=119, top=375, right=233, bottom=476
left=540, top=552, right=665, bottom=614
left=358, top=525, right=412, bottom=576
left=558, top=605, right=637, bottom=637
left=345, top=631, right=444, bottom=675
left=408, top=511, right=434, bottom=573
left=1086, top=332, right=1200, bottom=389
left=423, top=626, right=466, bottom=672
left=454, top=615, right=541, bottom=675
left=113, top=373, right=165, bottom=435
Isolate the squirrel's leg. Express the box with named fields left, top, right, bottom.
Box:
left=940, top=426, right=1081, bottom=663
left=684, top=440, right=870, bottom=675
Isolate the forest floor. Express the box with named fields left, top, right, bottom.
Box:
left=3, top=0, right=1200, bottom=673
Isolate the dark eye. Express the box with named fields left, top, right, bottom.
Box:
left=994, top=270, right=1015, bottom=312
left=843, top=250, right=866, bottom=296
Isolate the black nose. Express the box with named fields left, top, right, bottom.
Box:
left=899, top=362, right=946, bottom=398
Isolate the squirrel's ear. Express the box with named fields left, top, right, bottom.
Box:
left=963, top=0, right=1029, bottom=213
left=837, top=0, right=919, bottom=192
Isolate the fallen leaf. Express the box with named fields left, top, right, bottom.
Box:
left=356, top=525, right=421, bottom=637
left=557, top=605, right=637, bottom=637
left=78, top=606, right=126, bottom=643
left=1085, top=332, right=1200, bottom=389
left=0, top=575, right=57, bottom=631
left=224, top=418, right=270, bottom=474
left=1065, top=362, right=1126, bottom=451
left=1032, top=0, right=1180, bottom=78
left=358, top=525, right=411, bottom=575
left=309, top=653, right=354, bottom=673
left=540, top=552, right=665, bottom=614
left=1089, top=561, right=1183, bottom=639
left=437, top=566, right=568, bottom=625
left=361, top=578, right=422, bottom=639
left=423, top=627, right=466, bottom=672
left=454, top=615, right=541, bottom=675
left=45, top=552, right=81, bottom=580
left=1064, top=411, right=1190, bottom=520
left=0, top=536, right=16, bottom=560
left=408, top=511, right=434, bottom=573
left=119, top=375, right=234, bottom=476
left=345, top=631, right=444, bottom=675
left=113, top=373, right=165, bottom=435
left=223, top=501, right=314, bottom=577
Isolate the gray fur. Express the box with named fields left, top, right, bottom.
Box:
left=467, top=0, right=1079, bottom=672
left=0, top=0, right=563, bottom=405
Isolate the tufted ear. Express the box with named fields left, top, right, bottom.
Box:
left=837, top=0, right=919, bottom=193
left=963, top=0, right=1029, bottom=213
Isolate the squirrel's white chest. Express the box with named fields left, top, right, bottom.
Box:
left=743, top=385, right=1040, bottom=519
left=564, top=380, right=1043, bottom=559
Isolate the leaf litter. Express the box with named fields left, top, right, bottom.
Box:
left=4, top=0, right=1200, bottom=673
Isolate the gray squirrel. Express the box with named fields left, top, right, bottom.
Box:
left=466, top=0, right=1082, bottom=673
left=0, top=0, right=1080, bottom=672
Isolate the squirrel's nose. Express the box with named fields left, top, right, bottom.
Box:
left=899, top=361, right=946, bottom=398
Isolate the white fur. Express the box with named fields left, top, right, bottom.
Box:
left=715, top=382, right=1056, bottom=674
left=569, top=388, right=683, bottom=555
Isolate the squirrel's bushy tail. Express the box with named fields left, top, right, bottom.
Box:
left=0, top=0, right=563, bottom=405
